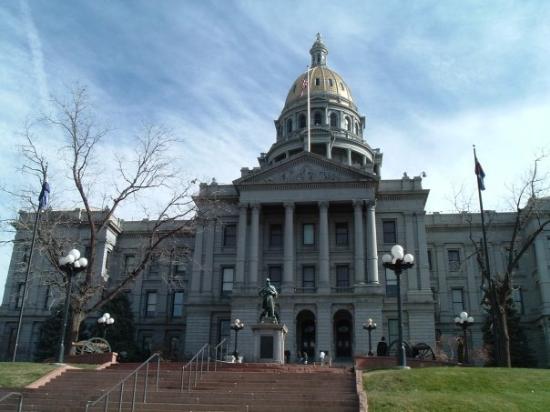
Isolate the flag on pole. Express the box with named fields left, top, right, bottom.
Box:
left=300, top=76, right=308, bottom=97
left=475, top=157, right=486, bottom=191
left=38, top=181, right=50, bottom=210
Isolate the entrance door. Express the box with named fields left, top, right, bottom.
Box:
left=334, top=310, right=353, bottom=359
left=296, top=310, right=316, bottom=361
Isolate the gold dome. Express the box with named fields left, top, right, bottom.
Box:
left=284, top=66, right=354, bottom=107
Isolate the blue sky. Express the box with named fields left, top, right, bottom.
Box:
left=1, top=0, right=550, bottom=298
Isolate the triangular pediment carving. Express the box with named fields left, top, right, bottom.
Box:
left=234, top=152, right=376, bottom=186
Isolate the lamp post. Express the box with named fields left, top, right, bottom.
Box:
left=230, top=318, right=245, bottom=362
left=363, top=318, right=377, bottom=356
left=57, top=249, right=88, bottom=363
left=382, top=244, right=414, bottom=369
left=455, top=311, right=474, bottom=364
left=97, top=313, right=115, bottom=339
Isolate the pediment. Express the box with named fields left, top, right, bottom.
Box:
left=234, top=152, right=376, bottom=186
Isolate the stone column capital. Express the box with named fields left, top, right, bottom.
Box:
left=250, top=202, right=262, bottom=211
left=366, top=199, right=377, bottom=209
left=238, top=203, right=248, bottom=210
left=352, top=199, right=364, bottom=209
left=283, top=202, right=295, bottom=210
left=318, top=201, right=329, bottom=210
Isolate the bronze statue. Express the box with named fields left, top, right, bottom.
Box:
left=259, top=278, right=279, bottom=323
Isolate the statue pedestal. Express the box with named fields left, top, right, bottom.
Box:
left=251, top=321, right=288, bottom=364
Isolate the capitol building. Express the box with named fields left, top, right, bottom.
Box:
left=1, top=36, right=549, bottom=367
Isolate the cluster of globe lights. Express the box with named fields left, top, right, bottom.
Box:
left=58, top=248, right=88, bottom=269
left=381, top=245, right=415, bottom=266
left=455, top=311, right=474, bottom=326
left=98, top=313, right=115, bottom=326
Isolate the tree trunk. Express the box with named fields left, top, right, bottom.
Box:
left=498, top=304, right=511, bottom=367
left=69, top=309, right=85, bottom=355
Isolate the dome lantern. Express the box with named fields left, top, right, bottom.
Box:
left=310, top=33, right=328, bottom=67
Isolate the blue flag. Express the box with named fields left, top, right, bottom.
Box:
left=475, top=158, right=486, bottom=191
left=38, top=181, right=50, bottom=210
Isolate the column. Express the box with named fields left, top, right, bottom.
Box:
left=235, top=204, right=248, bottom=288
left=319, top=201, right=330, bottom=291
left=283, top=202, right=295, bottom=293
left=202, top=220, right=215, bottom=294
left=353, top=200, right=365, bottom=285
left=405, top=212, right=418, bottom=290
left=535, top=237, right=550, bottom=314
left=190, top=224, right=204, bottom=293
left=248, top=203, right=261, bottom=288
left=346, top=149, right=352, bottom=166
left=326, top=143, right=332, bottom=159
left=366, top=201, right=379, bottom=283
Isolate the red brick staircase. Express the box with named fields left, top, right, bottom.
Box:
left=1, top=362, right=359, bottom=411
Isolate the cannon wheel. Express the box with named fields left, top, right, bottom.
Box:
left=83, top=337, right=112, bottom=354
left=387, top=340, right=413, bottom=358
left=412, top=343, right=436, bottom=360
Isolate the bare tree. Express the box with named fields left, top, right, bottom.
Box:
left=457, top=155, right=550, bottom=367
left=8, top=86, right=204, bottom=352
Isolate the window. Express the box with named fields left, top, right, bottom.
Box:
left=269, top=224, right=283, bottom=248
left=385, top=269, right=397, bottom=297
left=330, top=113, right=338, bottom=127
left=315, top=77, right=320, bottom=86
left=448, top=250, right=461, bottom=272
left=451, top=288, right=464, bottom=315
left=145, top=292, right=157, bottom=317
left=303, top=224, right=315, bottom=245
left=124, top=254, right=136, bottom=274
left=512, top=287, right=524, bottom=315
left=329, top=79, right=333, bottom=87
left=336, top=265, right=350, bottom=288
left=302, top=266, right=316, bottom=289
left=43, top=285, right=52, bottom=310
left=223, top=224, right=237, bottom=248
left=15, top=282, right=25, bottom=309
left=268, top=266, right=282, bottom=290
left=314, top=111, right=322, bottom=126
left=335, top=222, right=349, bottom=246
left=344, top=116, right=351, bottom=131
left=299, top=114, right=306, bottom=128
left=427, top=250, right=433, bottom=271
left=382, top=220, right=397, bottom=244
left=171, top=291, right=184, bottom=318
left=218, top=319, right=231, bottom=344
left=286, top=118, right=293, bottom=133
left=221, top=267, right=234, bottom=296
left=148, top=256, right=160, bottom=278
left=354, top=123, right=359, bottom=135
left=293, top=84, right=296, bottom=93
left=388, top=319, right=399, bottom=344
left=141, top=334, right=153, bottom=354
left=340, top=82, right=345, bottom=91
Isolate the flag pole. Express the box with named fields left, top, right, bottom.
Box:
left=473, top=145, right=500, bottom=364
left=12, top=176, right=48, bottom=361
left=306, top=65, right=311, bottom=152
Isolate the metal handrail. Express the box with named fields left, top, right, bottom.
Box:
left=0, top=392, right=23, bottom=412
left=213, top=338, right=228, bottom=371
left=84, top=352, right=161, bottom=412
left=179, top=343, right=210, bottom=392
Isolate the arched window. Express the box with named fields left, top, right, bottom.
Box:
left=314, top=111, right=322, bottom=126
left=344, top=116, right=351, bottom=131
left=354, top=123, right=359, bottom=135
left=299, top=114, right=306, bottom=129
left=286, top=118, right=293, bottom=134
left=330, top=113, right=338, bottom=127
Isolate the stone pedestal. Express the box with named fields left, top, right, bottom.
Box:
left=251, top=321, right=288, bottom=364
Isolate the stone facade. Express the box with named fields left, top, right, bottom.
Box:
left=1, top=36, right=549, bottom=366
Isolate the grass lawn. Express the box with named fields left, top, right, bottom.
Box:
left=0, top=363, right=58, bottom=388
left=364, top=367, right=550, bottom=412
